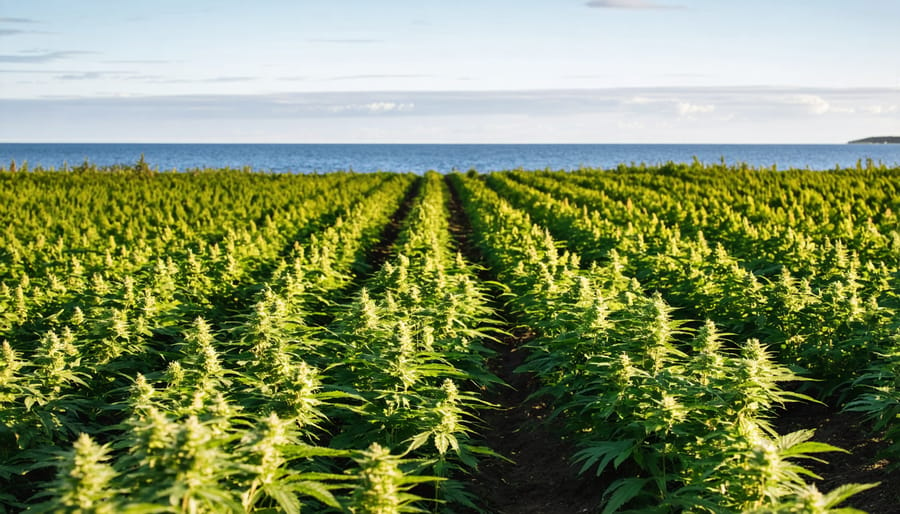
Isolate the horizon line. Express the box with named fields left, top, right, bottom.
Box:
left=1, top=140, right=868, bottom=145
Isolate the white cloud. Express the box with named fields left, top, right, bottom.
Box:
left=861, top=104, right=898, bottom=115
left=677, top=102, right=715, bottom=116
left=586, top=0, right=683, bottom=9
left=3, top=87, right=898, bottom=143
left=306, top=38, right=381, bottom=44
left=0, top=17, right=38, bottom=23
left=618, top=120, right=645, bottom=130
left=330, top=102, right=415, bottom=113
left=0, top=50, right=94, bottom=63
left=623, top=96, right=715, bottom=116
left=781, top=94, right=862, bottom=115
left=784, top=94, right=831, bottom=115
left=366, top=102, right=414, bottom=113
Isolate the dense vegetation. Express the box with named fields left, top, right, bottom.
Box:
left=0, top=160, right=898, bottom=513
left=848, top=137, right=900, bottom=144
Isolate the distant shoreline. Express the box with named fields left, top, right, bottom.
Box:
left=848, top=136, right=900, bottom=144
left=4, top=143, right=900, bottom=172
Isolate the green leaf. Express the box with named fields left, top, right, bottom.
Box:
left=574, top=439, right=635, bottom=476
left=293, top=472, right=356, bottom=482
left=256, top=483, right=298, bottom=513
left=781, top=441, right=847, bottom=459
left=456, top=447, right=479, bottom=468
left=602, top=477, right=648, bottom=514
left=406, top=431, right=432, bottom=454
left=120, top=503, right=176, bottom=514
left=465, top=444, right=510, bottom=461
left=821, top=482, right=880, bottom=509
left=316, top=390, right=366, bottom=401
left=283, top=444, right=350, bottom=459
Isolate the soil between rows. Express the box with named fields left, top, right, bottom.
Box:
left=775, top=401, right=900, bottom=513
left=442, top=175, right=897, bottom=513
left=464, top=328, right=606, bottom=513
left=445, top=176, right=604, bottom=513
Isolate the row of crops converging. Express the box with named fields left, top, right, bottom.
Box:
left=0, top=161, right=898, bottom=513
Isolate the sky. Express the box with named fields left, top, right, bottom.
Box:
left=1, top=0, right=898, bottom=143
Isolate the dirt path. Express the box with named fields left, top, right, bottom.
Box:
left=357, top=175, right=422, bottom=275
left=464, top=329, right=606, bottom=513
left=776, top=401, right=900, bottom=513
left=445, top=175, right=604, bottom=513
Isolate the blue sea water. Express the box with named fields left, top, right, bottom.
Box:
left=1, top=143, right=899, bottom=173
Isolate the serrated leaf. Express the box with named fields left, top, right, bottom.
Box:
left=574, top=439, right=635, bottom=476
left=263, top=483, right=301, bottom=514
left=781, top=441, right=847, bottom=458
left=821, top=482, right=881, bottom=508
left=406, top=431, right=432, bottom=454
left=602, top=477, right=648, bottom=514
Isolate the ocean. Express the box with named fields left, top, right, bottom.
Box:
left=2, top=143, right=899, bottom=173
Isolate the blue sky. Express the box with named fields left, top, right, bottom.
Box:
left=1, top=0, right=898, bottom=142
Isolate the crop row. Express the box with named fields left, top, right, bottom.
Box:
left=449, top=171, right=881, bottom=512
left=479, top=166, right=900, bottom=468
left=2, top=162, right=898, bottom=513
left=3, top=168, right=501, bottom=512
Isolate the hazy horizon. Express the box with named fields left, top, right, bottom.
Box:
left=1, top=0, right=898, bottom=143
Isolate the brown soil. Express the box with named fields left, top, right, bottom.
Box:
left=464, top=328, right=606, bottom=513
left=445, top=175, right=604, bottom=513
left=776, top=401, right=900, bottom=513
left=362, top=176, right=422, bottom=273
